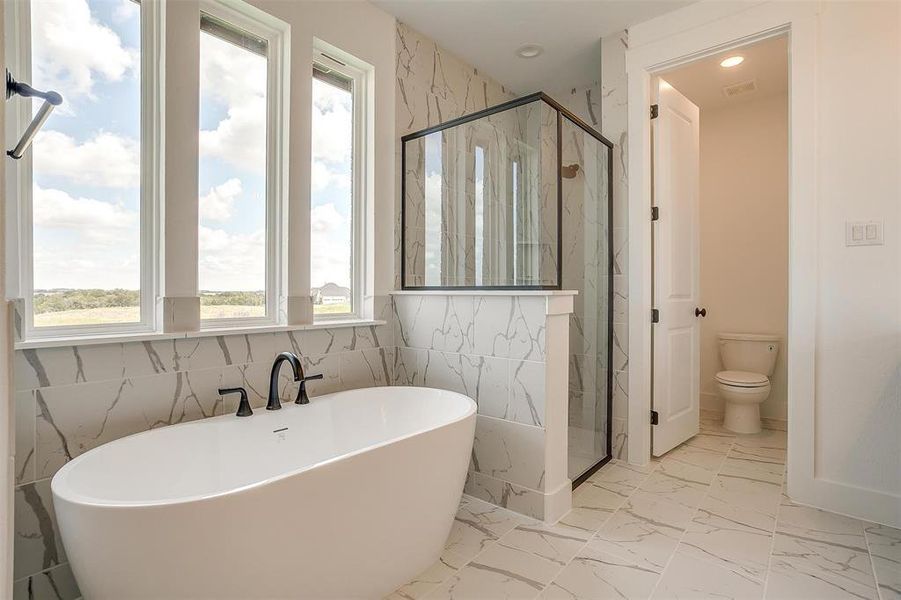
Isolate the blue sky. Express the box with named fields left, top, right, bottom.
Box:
left=29, top=0, right=352, bottom=294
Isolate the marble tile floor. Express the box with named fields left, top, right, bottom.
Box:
left=387, top=422, right=900, bottom=600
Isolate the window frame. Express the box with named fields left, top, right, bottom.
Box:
left=311, top=41, right=369, bottom=322
left=197, top=0, right=289, bottom=331
left=6, top=0, right=161, bottom=341
left=5, top=0, right=380, bottom=346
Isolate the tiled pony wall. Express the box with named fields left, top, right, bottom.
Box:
left=392, top=294, right=563, bottom=520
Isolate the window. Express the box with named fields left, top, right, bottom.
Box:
left=19, top=0, right=150, bottom=336
left=198, top=12, right=275, bottom=325
left=311, top=47, right=366, bottom=319
left=9, top=0, right=373, bottom=344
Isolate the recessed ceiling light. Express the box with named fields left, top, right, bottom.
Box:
left=516, top=44, right=543, bottom=59
left=720, top=55, right=745, bottom=68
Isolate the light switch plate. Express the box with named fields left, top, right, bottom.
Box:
left=846, top=221, right=884, bottom=246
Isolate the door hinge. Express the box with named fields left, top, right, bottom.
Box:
left=650, top=104, right=659, bottom=119
left=651, top=308, right=659, bottom=323
left=651, top=206, right=659, bottom=221
left=651, top=410, right=659, bottom=425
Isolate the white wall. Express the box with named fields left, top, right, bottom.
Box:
left=698, top=93, right=788, bottom=422
left=814, top=0, right=900, bottom=506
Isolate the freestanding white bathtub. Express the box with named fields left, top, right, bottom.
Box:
left=51, top=386, right=476, bottom=599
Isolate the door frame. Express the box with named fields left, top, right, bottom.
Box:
left=625, top=2, right=818, bottom=499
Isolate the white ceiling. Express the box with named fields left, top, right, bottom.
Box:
left=372, top=0, right=693, bottom=94
left=659, top=35, right=789, bottom=111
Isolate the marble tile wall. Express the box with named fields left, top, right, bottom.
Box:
left=392, top=293, right=569, bottom=521
left=395, top=22, right=516, bottom=290
left=601, top=32, right=630, bottom=462
left=13, top=308, right=395, bottom=598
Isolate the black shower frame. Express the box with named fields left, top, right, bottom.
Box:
left=400, top=92, right=615, bottom=485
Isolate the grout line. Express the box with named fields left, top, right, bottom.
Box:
left=540, top=462, right=662, bottom=594
left=861, top=522, right=885, bottom=600
left=761, top=463, right=788, bottom=599
left=646, top=432, right=735, bottom=598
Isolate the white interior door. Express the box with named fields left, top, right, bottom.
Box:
left=652, top=78, right=701, bottom=456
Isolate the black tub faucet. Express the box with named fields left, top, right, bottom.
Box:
left=296, top=372, right=324, bottom=405
left=220, top=387, right=252, bottom=417
left=267, top=352, right=322, bottom=410
left=268, top=352, right=302, bottom=410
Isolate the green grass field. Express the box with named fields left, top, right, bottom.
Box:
left=34, top=303, right=353, bottom=327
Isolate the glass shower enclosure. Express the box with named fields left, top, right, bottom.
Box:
left=400, top=92, right=614, bottom=485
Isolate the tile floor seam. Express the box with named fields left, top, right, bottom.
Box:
left=530, top=461, right=663, bottom=596
left=646, top=432, right=736, bottom=598
left=760, top=465, right=789, bottom=599
left=862, top=522, right=886, bottom=600
left=542, top=461, right=662, bottom=595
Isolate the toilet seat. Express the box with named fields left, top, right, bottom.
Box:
left=715, top=370, right=769, bottom=388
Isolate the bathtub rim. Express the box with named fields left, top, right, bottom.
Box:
left=51, top=386, right=476, bottom=509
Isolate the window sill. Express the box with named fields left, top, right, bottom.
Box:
left=391, top=289, right=579, bottom=296
left=15, top=319, right=387, bottom=350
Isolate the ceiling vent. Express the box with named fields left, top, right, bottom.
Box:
left=722, top=80, right=757, bottom=98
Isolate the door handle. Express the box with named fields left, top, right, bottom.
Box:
left=695, top=307, right=707, bottom=317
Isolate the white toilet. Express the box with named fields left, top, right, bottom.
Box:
left=716, top=333, right=780, bottom=434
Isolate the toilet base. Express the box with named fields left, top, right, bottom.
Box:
left=723, top=402, right=762, bottom=434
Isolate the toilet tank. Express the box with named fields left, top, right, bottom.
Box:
left=718, top=333, right=780, bottom=376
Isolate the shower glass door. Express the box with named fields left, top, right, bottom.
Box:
left=561, top=116, right=612, bottom=482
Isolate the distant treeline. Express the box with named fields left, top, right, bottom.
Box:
left=33, top=289, right=264, bottom=314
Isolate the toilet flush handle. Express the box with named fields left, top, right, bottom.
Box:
left=695, top=307, right=707, bottom=317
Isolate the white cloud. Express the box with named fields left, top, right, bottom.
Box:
left=200, top=178, right=242, bottom=223
left=199, top=226, right=266, bottom=292
left=112, top=0, right=138, bottom=24
left=31, top=0, right=136, bottom=99
left=33, top=130, right=140, bottom=188
left=312, top=160, right=351, bottom=192
left=33, top=185, right=137, bottom=239
left=200, top=96, right=267, bottom=172
left=31, top=185, right=140, bottom=289
left=310, top=203, right=351, bottom=288
left=199, top=32, right=267, bottom=172
left=312, top=79, right=353, bottom=165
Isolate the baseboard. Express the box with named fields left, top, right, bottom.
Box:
left=761, top=416, right=787, bottom=431
left=788, top=474, right=901, bottom=529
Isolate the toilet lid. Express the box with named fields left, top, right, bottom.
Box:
left=716, top=370, right=769, bottom=387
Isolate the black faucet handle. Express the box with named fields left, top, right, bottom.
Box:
left=219, top=387, right=252, bottom=417
left=295, top=373, right=323, bottom=405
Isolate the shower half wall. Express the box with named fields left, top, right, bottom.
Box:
left=398, top=92, right=614, bottom=499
